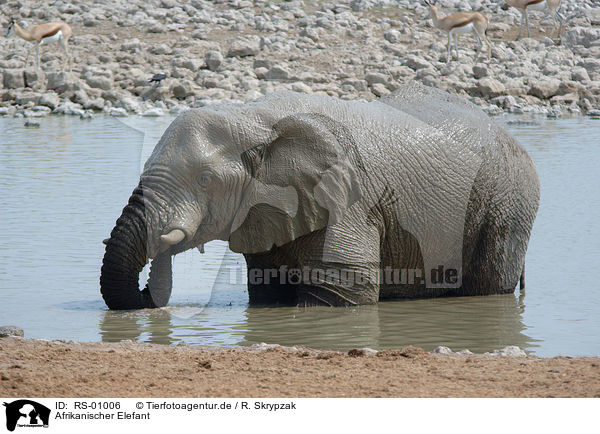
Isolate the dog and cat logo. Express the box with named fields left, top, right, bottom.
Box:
left=2, top=400, right=50, bottom=431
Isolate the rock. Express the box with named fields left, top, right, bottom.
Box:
left=254, top=67, right=269, bottom=80
left=485, top=346, right=527, bottom=357
left=364, top=72, right=388, bottom=86
left=227, top=36, right=261, bottom=57
left=46, top=72, right=80, bottom=94
left=142, top=107, right=164, bottom=117
left=371, top=83, right=390, bottom=97
left=384, top=29, right=401, bottom=43
left=250, top=342, right=299, bottom=353
left=109, top=107, right=128, bottom=117
left=547, top=106, right=563, bottom=118
left=347, top=348, right=378, bottom=357
left=3, top=69, right=24, bottom=89
left=492, top=95, right=518, bottom=109
left=299, top=27, right=319, bottom=42
left=38, top=95, right=60, bottom=110
left=169, top=105, right=188, bottom=115
left=85, top=75, right=113, bottom=91
left=23, top=69, right=40, bottom=88
left=291, top=82, right=312, bottom=93
left=121, top=38, right=142, bottom=53
left=404, top=55, right=433, bottom=70
left=54, top=102, right=84, bottom=116
left=551, top=93, right=579, bottom=106
left=529, top=78, right=561, bottom=99
left=205, top=50, right=223, bottom=71
left=587, top=109, right=600, bottom=118
left=432, top=346, right=454, bottom=354
left=82, top=97, right=105, bottom=111
left=149, top=44, right=172, bottom=55
left=266, top=65, right=291, bottom=81
left=472, top=64, right=488, bottom=79
left=562, top=27, right=600, bottom=48
left=172, top=57, right=202, bottom=71
left=342, top=78, right=368, bottom=92
left=15, top=92, right=40, bottom=106
left=483, top=104, right=503, bottom=115
left=478, top=78, right=505, bottom=98
left=0, top=326, right=24, bottom=338
left=115, top=96, right=141, bottom=113
left=171, top=81, right=193, bottom=99
left=572, top=67, right=590, bottom=82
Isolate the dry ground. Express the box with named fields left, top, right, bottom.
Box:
left=1, top=338, right=599, bottom=397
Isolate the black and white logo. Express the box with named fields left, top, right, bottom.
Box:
left=3, top=400, right=50, bottom=432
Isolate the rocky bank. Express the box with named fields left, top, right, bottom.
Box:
left=0, top=0, right=599, bottom=119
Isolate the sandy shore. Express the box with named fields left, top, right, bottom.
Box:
left=1, top=338, right=599, bottom=397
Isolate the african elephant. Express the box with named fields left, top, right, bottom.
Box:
left=100, top=83, right=540, bottom=309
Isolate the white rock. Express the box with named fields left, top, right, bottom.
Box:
left=529, top=78, right=561, bottom=99
left=53, top=102, right=84, bottom=116
left=478, top=78, right=505, bottom=98
left=433, top=346, right=454, bottom=354
left=205, top=50, right=223, bottom=71
left=142, top=108, right=164, bottom=117
left=109, top=107, right=128, bottom=117
left=485, top=346, right=527, bottom=357
left=371, top=83, right=390, bottom=96
left=3, top=69, right=25, bottom=89
left=227, top=36, right=261, bottom=57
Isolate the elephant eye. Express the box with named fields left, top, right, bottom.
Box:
left=199, top=172, right=211, bottom=188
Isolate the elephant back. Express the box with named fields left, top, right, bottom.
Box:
left=380, top=82, right=497, bottom=152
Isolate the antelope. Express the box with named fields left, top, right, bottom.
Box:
left=502, top=0, right=565, bottom=39
left=425, top=1, right=492, bottom=63
left=4, top=18, right=72, bottom=71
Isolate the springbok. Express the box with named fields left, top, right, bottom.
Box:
left=425, top=1, right=492, bottom=63
left=502, top=0, right=564, bottom=39
left=4, top=18, right=72, bottom=71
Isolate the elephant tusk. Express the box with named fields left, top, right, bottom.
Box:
left=160, top=229, right=186, bottom=246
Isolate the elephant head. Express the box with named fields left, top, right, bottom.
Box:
left=100, top=106, right=362, bottom=309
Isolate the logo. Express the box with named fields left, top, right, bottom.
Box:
left=3, top=400, right=50, bottom=432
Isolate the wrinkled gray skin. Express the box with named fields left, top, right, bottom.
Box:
left=100, top=83, right=540, bottom=309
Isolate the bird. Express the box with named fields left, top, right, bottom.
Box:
left=149, top=73, right=167, bottom=84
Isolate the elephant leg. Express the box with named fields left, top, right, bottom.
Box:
left=455, top=182, right=537, bottom=296
left=298, top=210, right=381, bottom=306
left=244, top=251, right=298, bottom=305
left=245, top=225, right=381, bottom=306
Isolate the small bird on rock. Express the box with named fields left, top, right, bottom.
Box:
left=149, top=73, right=167, bottom=84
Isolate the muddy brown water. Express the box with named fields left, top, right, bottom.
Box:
left=0, top=113, right=598, bottom=356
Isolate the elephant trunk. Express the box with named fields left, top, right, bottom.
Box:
left=100, top=186, right=172, bottom=310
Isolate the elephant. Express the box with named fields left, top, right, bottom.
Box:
left=100, top=83, right=540, bottom=309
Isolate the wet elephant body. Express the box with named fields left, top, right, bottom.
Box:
left=100, top=83, right=540, bottom=309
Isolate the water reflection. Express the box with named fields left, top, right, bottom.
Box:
left=101, top=309, right=177, bottom=345
left=98, top=291, right=537, bottom=354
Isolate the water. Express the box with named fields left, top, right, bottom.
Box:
left=0, top=113, right=598, bottom=356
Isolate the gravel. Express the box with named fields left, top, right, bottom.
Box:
left=0, top=0, right=598, bottom=117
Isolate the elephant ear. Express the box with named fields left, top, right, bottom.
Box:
left=228, top=113, right=362, bottom=254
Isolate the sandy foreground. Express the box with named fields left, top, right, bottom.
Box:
left=1, top=338, right=599, bottom=398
